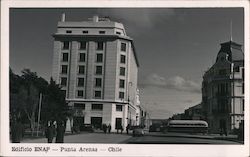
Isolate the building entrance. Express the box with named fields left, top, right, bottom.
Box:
left=73, top=116, right=84, bottom=126
left=115, top=118, right=122, bottom=129
left=91, top=117, right=102, bottom=129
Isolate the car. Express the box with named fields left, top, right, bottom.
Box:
left=132, top=126, right=145, bottom=137
left=80, top=124, right=94, bottom=132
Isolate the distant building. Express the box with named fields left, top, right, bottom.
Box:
left=202, top=40, right=244, bottom=134
left=170, top=113, right=185, bottom=120
left=52, top=15, right=140, bottom=132
left=184, top=103, right=203, bottom=120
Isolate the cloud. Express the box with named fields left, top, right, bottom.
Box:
left=141, top=102, right=173, bottom=119
left=97, top=9, right=175, bottom=32
left=139, top=73, right=201, bottom=93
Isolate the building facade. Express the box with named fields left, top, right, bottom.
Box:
left=184, top=103, right=203, bottom=120
left=202, top=40, right=244, bottom=134
left=52, top=15, right=140, bottom=132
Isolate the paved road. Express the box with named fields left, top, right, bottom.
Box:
left=124, top=135, right=241, bottom=144
left=23, top=132, right=241, bottom=144
left=23, top=133, right=132, bottom=143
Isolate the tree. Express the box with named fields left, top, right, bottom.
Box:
left=10, top=68, right=70, bottom=136
left=10, top=69, right=48, bottom=136
left=10, top=69, right=24, bottom=121
left=20, top=69, right=48, bottom=136
left=41, top=78, right=69, bottom=124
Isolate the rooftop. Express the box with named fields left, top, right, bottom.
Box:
left=217, top=40, right=244, bottom=62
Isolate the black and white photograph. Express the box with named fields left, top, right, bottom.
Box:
left=1, top=0, right=249, bottom=157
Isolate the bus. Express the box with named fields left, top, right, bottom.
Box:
left=167, top=120, right=208, bottom=134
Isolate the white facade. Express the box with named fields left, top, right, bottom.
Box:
left=52, top=15, right=140, bottom=132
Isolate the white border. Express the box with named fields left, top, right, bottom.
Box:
left=1, top=0, right=249, bottom=157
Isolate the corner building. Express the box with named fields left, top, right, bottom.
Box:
left=52, top=15, right=140, bottom=132
left=202, top=40, right=244, bottom=134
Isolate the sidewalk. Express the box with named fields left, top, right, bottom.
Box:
left=147, top=132, right=243, bottom=143
left=23, top=132, right=132, bottom=143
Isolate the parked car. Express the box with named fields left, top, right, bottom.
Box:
left=80, top=124, right=94, bottom=132
left=132, top=126, right=144, bottom=137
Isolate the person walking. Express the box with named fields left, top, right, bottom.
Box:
left=120, top=125, right=123, bottom=134
left=55, top=120, right=65, bottom=143
left=11, top=118, right=24, bottom=143
left=126, top=124, right=130, bottom=134
left=103, top=124, right=107, bottom=134
left=45, top=121, right=56, bottom=143
left=108, top=124, right=111, bottom=133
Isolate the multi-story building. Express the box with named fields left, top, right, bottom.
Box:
left=202, top=40, right=244, bottom=134
left=52, top=14, right=140, bottom=132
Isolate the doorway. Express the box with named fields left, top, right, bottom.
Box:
left=91, top=117, right=102, bottom=129
left=115, top=118, right=122, bottom=129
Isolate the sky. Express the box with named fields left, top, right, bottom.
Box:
left=10, top=8, right=244, bottom=119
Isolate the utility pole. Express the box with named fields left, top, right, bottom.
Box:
left=36, top=93, right=42, bottom=137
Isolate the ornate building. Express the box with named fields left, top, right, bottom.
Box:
left=202, top=40, right=244, bottom=133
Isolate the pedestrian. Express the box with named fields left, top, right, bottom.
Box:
left=45, top=121, right=56, bottom=143
left=56, top=120, right=65, bottom=143
left=108, top=124, right=111, bottom=133
left=120, top=125, right=123, bottom=134
left=103, top=124, right=107, bottom=133
left=126, top=124, right=130, bottom=134
left=11, top=118, right=24, bottom=143
left=223, top=125, right=228, bottom=136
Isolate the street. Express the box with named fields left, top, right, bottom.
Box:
left=23, top=132, right=241, bottom=144
left=23, top=132, right=131, bottom=143
left=124, top=135, right=240, bottom=144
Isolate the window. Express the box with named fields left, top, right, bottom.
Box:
left=99, top=31, right=105, bottom=34
left=78, top=65, right=85, bottom=74
left=234, top=66, right=240, bottom=72
left=74, top=103, right=85, bottom=109
left=82, top=30, right=88, bottom=34
left=121, top=43, right=126, bottom=52
left=116, top=32, right=121, bottom=35
left=61, top=65, right=68, bottom=74
left=66, top=30, right=72, bottom=33
left=120, top=67, right=125, bottom=76
left=96, top=53, right=103, bottom=63
left=95, top=78, right=102, bottom=87
left=119, top=92, right=124, bottom=99
left=62, top=41, right=69, bottom=49
left=96, top=66, right=102, bottom=75
left=119, top=79, right=125, bottom=88
left=97, top=42, right=104, bottom=50
left=91, top=104, right=103, bottom=111
left=242, top=68, right=244, bottom=80
left=79, top=41, right=86, bottom=50
left=79, top=53, right=86, bottom=62
left=94, top=91, right=102, bottom=98
left=120, top=55, right=126, bottom=64
left=116, top=105, right=123, bottom=111
left=77, top=78, right=85, bottom=87
left=77, top=90, right=84, bottom=97
left=242, top=83, right=244, bottom=94
left=62, top=53, right=69, bottom=62
left=242, top=99, right=245, bottom=111
left=60, top=77, right=67, bottom=86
